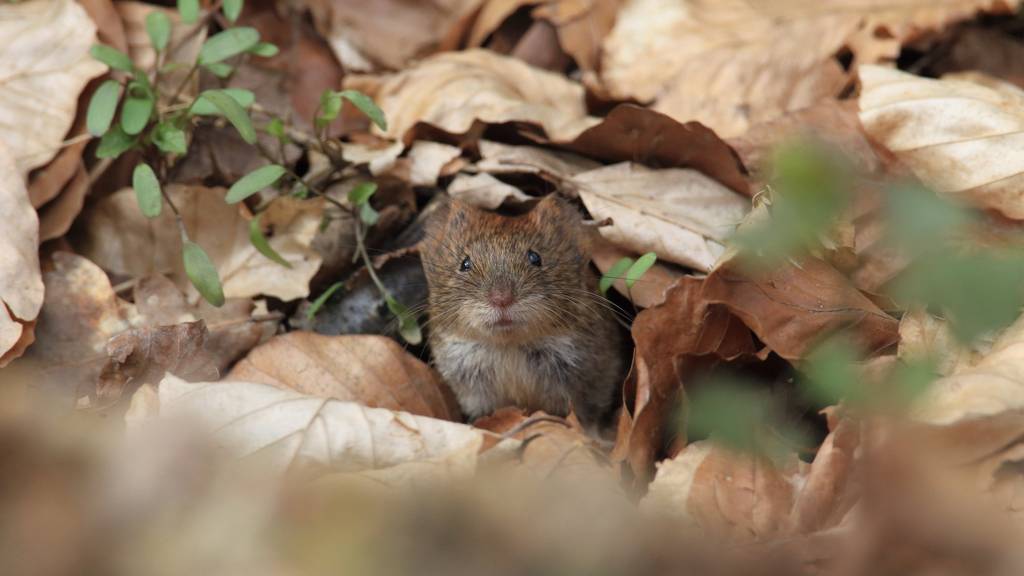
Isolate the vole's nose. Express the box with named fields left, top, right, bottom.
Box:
left=487, top=287, right=515, bottom=309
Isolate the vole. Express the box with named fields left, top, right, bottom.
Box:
left=420, top=194, right=624, bottom=431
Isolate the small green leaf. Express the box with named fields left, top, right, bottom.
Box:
left=625, top=252, right=657, bottom=288
left=145, top=12, right=171, bottom=52
left=90, top=44, right=134, bottom=71
left=152, top=122, right=187, bottom=155
left=266, top=117, right=288, bottom=144
left=198, top=27, right=260, bottom=65
left=198, top=89, right=255, bottom=143
left=249, top=213, right=292, bottom=268
left=182, top=241, right=225, bottom=307
left=339, top=90, right=387, bottom=131
left=190, top=88, right=254, bottom=115
left=203, top=62, right=234, bottom=78
left=316, top=90, right=342, bottom=130
left=250, top=42, right=279, bottom=57
left=131, top=163, right=162, bottom=218
left=347, top=182, right=377, bottom=206
left=599, top=257, right=634, bottom=296
left=96, top=126, right=136, bottom=159
left=177, top=0, right=199, bottom=24
left=120, top=82, right=154, bottom=135
left=306, top=281, right=343, bottom=320
left=222, top=0, right=243, bottom=22
left=227, top=164, right=286, bottom=204
left=360, top=203, right=379, bottom=226
left=386, top=295, right=422, bottom=345
left=159, top=62, right=188, bottom=74
left=86, top=80, right=121, bottom=136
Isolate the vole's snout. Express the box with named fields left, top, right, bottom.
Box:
left=487, top=286, right=515, bottom=309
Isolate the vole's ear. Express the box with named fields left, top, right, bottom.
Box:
left=531, top=194, right=579, bottom=223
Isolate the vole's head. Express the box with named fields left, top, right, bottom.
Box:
left=421, top=195, right=593, bottom=344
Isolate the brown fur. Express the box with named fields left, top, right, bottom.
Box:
left=421, top=195, right=624, bottom=430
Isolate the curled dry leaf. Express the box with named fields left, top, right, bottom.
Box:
left=129, top=374, right=499, bottom=476
left=572, top=162, right=749, bottom=272
left=859, top=65, right=1024, bottom=219
left=0, top=0, right=106, bottom=177
left=407, top=141, right=463, bottom=186
left=0, top=144, right=44, bottom=366
left=368, top=49, right=598, bottom=141
left=81, top=187, right=323, bottom=302
left=476, top=140, right=600, bottom=182
left=600, top=0, right=1016, bottom=138
left=642, top=414, right=860, bottom=541
left=306, top=0, right=481, bottom=71
left=228, top=332, right=460, bottom=421
left=448, top=172, right=532, bottom=209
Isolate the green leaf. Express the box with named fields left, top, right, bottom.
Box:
left=599, top=257, right=633, bottom=296
left=249, top=213, right=292, bottom=268
left=197, top=89, right=256, bottom=143
left=177, top=0, right=199, bottom=24
left=347, top=182, right=377, bottom=206
left=386, top=296, right=422, bottom=345
left=120, top=82, right=154, bottom=135
left=339, top=90, right=387, bottom=131
left=359, top=203, right=379, bottom=226
left=203, top=62, right=234, bottom=78
left=222, top=0, right=243, bottom=22
left=190, top=88, right=254, bottom=115
left=182, top=241, right=225, bottom=307
left=250, top=42, right=279, bottom=57
left=152, top=122, right=187, bottom=155
left=306, top=281, right=343, bottom=320
left=227, top=164, right=286, bottom=204
left=145, top=12, right=171, bottom=52
left=90, top=44, right=134, bottom=71
left=265, top=117, right=288, bottom=144
left=198, top=27, right=260, bottom=65
left=316, top=90, right=342, bottom=130
left=96, top=126, right=136, bottom=159
left=131, top=163, right=162, bottom=218
left=86, top=80, right=121, bottom=136
left=625, top=252, right=657, bottom=288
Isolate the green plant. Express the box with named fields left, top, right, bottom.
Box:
left=87, top=1, right=419, bottom=343
left=599, top=252, right=657, bottom=298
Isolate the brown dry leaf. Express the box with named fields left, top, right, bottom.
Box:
left=448, top=173, right=533, bottom=209
left=37, top=161, right=89, bottom=242
left=306, top=0, right=481, bottom=71
left=614, top=277, right=755, bottom=482
left=898, top=309, right=982, bottom=377
left=590, top=238, right=681, bottom=308
left=99, top=321, right=218, bottom=400
left=859, top=65, right=1024, bottom=219
left=599, top=0, right=1016, bottom=138
left=228, top=332, right=459, bottom=421
left=367, top=49, right=598, bottom=142
left=128, top=374, right=498, bottom=476
left=0, top=144, right=44, bottom=366
left=476, top=139, right=600, bottom=182
left=703, top=254, right=900, bottom=361
left=572, top=162, right=749, bottom=272
left=643, top=415, right=860, bottom=541
left=80, top=187, right=323, bottom=302
left=408, top=141, right=463, bottom=186
left=0, top=0, right=106, bottom=177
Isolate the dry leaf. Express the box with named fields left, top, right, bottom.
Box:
left=448, top=172, right=532, bottom=209
left=476, top=139, right=600, bottom=181
left=572, top=162, right=749, bottom=272
left=0, top=0, right=106, bottom=177
left=80, top=187, right=323, bottom=302
left=368, top=49, right=598, bottom=141
left=859, top=65, right=1024, bottom=219
left=600, top=0, right=1016, bottom=138
left=407, top=141, right=463, bottom=186
left=228, top=332, right=460, bottom=421
left=130, top=374, right=497, bottom=475
left=37, top=162, right=89, bottom=242
left=898, top=309, right=981, bottom=377
left=0, top=144, right=44, bottom=366
left=99, top=321, right=218, bottom=400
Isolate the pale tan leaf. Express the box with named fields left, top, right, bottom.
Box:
left=477, top=140, right=600, bottom=181
left=407, top=141, right=462, bottom=186
left=859, top=65, right=1024, bottom=218
left=228, top=332, right=459, bottom=420
left=600, top=0, right=1016, bottom=138
left=80, top=187, right=323, bottom=302
left=572, top=162, right=749, bottom=271
left=368, top=49, right=598, bottom=141
left=448, top=173, right=531, bottom=209
left=0, top=0, right=106, bottom=177
left=0, top=144, right=43, bottom=366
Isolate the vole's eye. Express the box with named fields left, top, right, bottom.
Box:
left=459, top=256, right=472, bottom=272
left=527, top=250, right=542, bottom=267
